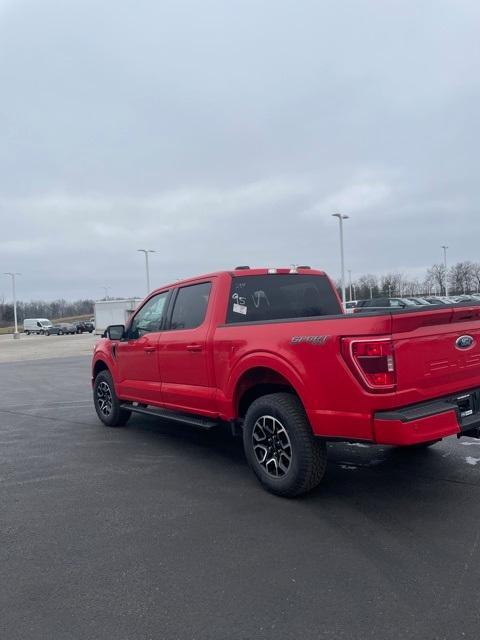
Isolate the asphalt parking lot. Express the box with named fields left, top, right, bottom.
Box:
left=0, top=332, right=97, bottom=363
left=1, top=343, right=480, bottom=639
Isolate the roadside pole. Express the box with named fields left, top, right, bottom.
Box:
left=4, top=272, right=21, bottom=339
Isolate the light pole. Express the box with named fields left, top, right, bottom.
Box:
left=4, top=272, right=21, bottom=339
left=442, top=245, right=449, bottom=297
left=348, top=269, right=352, bottom=302
left=137, top=249, right=155, bottom=294
left=332, top=213, right=349, bottom=306
left=101, top=286, right=110, bottom=300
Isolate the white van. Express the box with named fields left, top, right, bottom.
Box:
left=23, top=318, right=53, bottom=335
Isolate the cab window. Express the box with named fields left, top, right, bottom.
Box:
left=129, top=291, right=169, bottom=339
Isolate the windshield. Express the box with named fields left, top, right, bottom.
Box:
left=40, top=321, right=51, bottom=326
left=226, top=274, right=341, bottom=323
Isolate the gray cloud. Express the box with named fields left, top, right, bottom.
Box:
left=1, top=0, right=479, bottom=300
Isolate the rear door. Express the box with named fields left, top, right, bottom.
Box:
left=158, top=280, right=215, bottom=415
left=115, top=290, right=170, bottom=404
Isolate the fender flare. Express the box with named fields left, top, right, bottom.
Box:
left=225, top=351, right=308, bottom=413
left=92, top=352, right=116, bottom=379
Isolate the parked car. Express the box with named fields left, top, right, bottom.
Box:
left=75, top=321, right=94, bottom=334
left=50, top=323, right=77, bottom=335
left=354, top=297, right=419, bottom=313
left=405, top=297, right=433, bottom=305
left=92, top=266, right=480, bottom=497
left=451, top=295, right=480, bottom=303
left=23, top=318, right=53, bottom=335
left=424, top=296, right=458, bottom=305
left=344, top=300, right=359, bottom=314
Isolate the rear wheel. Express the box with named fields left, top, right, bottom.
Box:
left=25, top=331, right=30, bottom=335
left=243, top=392, right=327, bottom=497
left=93, top=370, right=131, bottom=427
left=58, top=330, right=63, bottom=336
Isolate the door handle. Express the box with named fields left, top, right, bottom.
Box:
left=186, top=344, right=202, bottom=352
left=144, top=346, right=156, bottom=354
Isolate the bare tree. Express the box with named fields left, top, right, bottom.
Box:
left=448, top=261, right=474, bottom=295
left=425, top=264, right=446, bottom=295
left=356, top=274, right=379, bottom=299
left=380, top=273, right=403, bottom=297
left=471, top=263, right=480, bottom=293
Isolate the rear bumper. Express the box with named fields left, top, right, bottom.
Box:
left=374, top=389, right=480, bottom=445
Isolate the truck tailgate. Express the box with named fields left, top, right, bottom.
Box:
left=392, top=305, right=480, bottom=403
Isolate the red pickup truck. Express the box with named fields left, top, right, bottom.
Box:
left=92, top=267, right=480, bottom=496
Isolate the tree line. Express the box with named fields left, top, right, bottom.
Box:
left=0, top=298, right=94, bottom=326
left=344, top=261, right=480, bottom=300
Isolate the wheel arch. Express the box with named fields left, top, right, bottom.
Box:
left=93, top=358, right=110, bottom=379
left=230, top=355, right=307, bottom=419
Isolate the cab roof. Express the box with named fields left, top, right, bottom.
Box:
left=150, top=267, right=327, bottom=296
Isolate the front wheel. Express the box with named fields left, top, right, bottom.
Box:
left=243, top=392, right=327, bottom=497
left=93, top=370, right=131, bottom=427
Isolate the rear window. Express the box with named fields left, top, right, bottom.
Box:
left=170, top=282, right=212, bottom=330
left=226, top=274, right=341, bottom=324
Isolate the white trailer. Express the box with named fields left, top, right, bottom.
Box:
left=94, top=299, right=142, bottom=335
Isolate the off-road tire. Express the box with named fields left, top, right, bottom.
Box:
left=93, top=370, right=131, bottom=427
left=243, top=392, right=327, bottom=497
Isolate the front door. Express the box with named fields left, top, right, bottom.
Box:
left=159, top=281, right=215, bottom=415
left=115, top=290, right=170, bottom=405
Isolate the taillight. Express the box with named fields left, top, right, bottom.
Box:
left=342, top=338, right=396, bottom=391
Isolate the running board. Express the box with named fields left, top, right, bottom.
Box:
left=121, top=403, right=217, bottom=430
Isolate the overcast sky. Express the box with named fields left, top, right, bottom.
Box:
left=0, top=0, right=479, bottom=301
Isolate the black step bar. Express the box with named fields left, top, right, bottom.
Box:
left=120, top=403, right=217, bottom=430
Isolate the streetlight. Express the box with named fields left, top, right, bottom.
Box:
left=4, top=272, right=21, bottom=339
left=441, top=245, right=449, bottom=297
left=101, top=286, right=110, bottom=300
left=137, top=249, right=155, bottom=294
left=332, top=213, right=349, bottom=306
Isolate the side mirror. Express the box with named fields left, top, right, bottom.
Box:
left=104, top=324, right=125, bottom=340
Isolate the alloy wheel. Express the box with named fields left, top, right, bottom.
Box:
left=97, top=381, right=113, bottom=417
left=252, top=415, right=293, bottom=478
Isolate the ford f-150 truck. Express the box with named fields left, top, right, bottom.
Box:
left=92, top=267, right=480, bottom=497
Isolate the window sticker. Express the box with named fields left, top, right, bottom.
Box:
left=232, top=293, right=247, bottom=315
left=233, top=303, right=247, bottom=315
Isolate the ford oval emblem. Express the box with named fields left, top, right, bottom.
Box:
left=456, top=335, right=475, bottom=350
